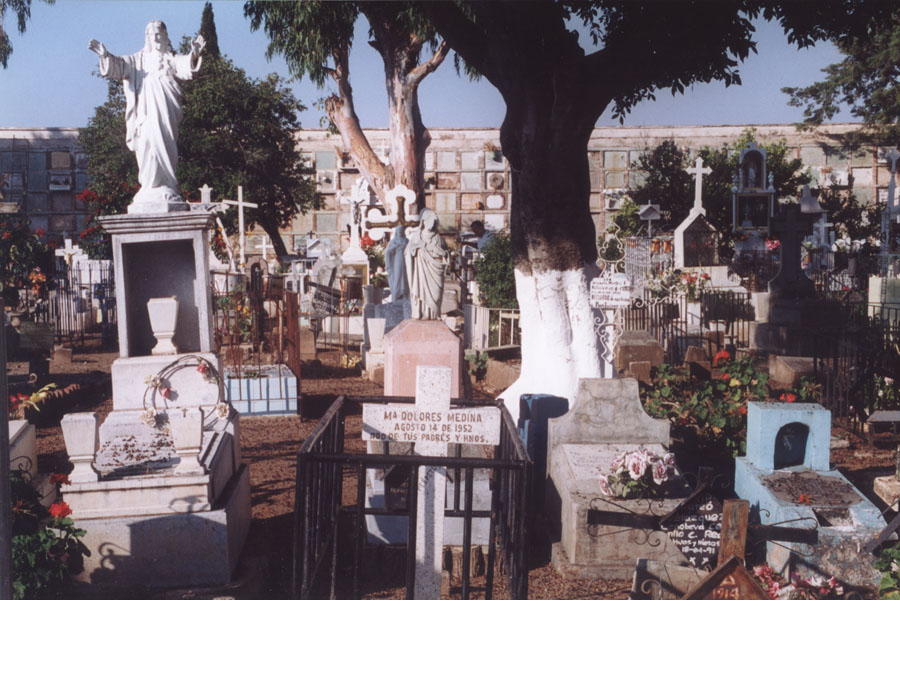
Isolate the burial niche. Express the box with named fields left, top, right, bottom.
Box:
left=774, top=422, right=810, bottom=469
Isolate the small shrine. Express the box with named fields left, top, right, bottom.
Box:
left=732, top=142, right=775, bottom=232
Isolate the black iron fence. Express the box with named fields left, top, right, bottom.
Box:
left=811, top=301, right=900, bottom=436
left=622, top=289, right=755, bottom=362
left=293, top=395, right=531, bottom=599
left=47, top=258, right=117, bottom=345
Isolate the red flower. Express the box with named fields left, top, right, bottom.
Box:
left=738, top=405, right=747, bottom=415
left=35, top=227, right=46, bottom=238
left=196, top=362, right=208, bottom=375
left=2, top=232, right=11, bottom=239
left=780, top=392, right=797, bottom=403
left=713, top=350, right=730, bottom=365
left=48, top=501, right=72, bottom=519
left=722, top=373, right=730, bottom=381
left=797, top=493, right=812, bottom=505
left=159, top=386, right=171, bottom=399
left=50, top=472, right=71, bottom=486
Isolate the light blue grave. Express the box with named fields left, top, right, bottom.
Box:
left=224, top=364, right=298, bottom=416
left=735, top=401, right=887, bottom=586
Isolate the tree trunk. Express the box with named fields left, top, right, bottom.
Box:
left=497, top=91, right=608, bottom=415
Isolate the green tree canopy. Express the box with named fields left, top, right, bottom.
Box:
left=80, top=8, right=316, bottom=258
left=783, top=6, right=900, bottom=145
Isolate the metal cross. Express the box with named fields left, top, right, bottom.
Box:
left=222, top=186, right=259, bottom=270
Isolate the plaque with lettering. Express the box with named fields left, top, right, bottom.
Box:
left=589, top=272, right=632, bottom=309
left=660, top=492, right=722, bottom=570
left=362, top=405, right=501, bottom=446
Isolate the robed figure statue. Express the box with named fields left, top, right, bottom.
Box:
left=89, top=21, right=205, bottom=212
left=404, top=209, right=449, bottom=320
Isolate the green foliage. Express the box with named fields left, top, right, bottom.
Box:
left=473, top=233, right=518, bottom=309
left=79, top=7, right=317, bottom=256
left=10, top=470, right=89, bottom=600
left=641, top=354, right=769, bottom=459
left=0, top=217, right=53, bottom=305
left=465, top=351, right=489, bottom=381
left=782, top=376, right=822, bottom=404
left=874, top=543, right=900, bottom=599
left=198, top=2, right=220, bottom=59
left=782, top=9, right=900, bottom=145
left=624, top=130, right=811, bottom=250
left=77, top=224, right=111, bottom=261
left=0, top=0, right=54, bottom=68
left=817, top=181, right=883, bottom=244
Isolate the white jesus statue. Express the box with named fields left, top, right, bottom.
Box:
left=89, top=21, right=205, bottom=212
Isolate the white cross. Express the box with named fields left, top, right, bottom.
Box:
left=199, top=183, right=213, bottom=204
left=362, top=365, right=501, bottom=599
left=255, top=237, right=275, bottom=271
left=222, top=186, right=259, bottom=270
left=686, top=157, right=712, bottom=215
left=55, top=237, right=82, bottom=266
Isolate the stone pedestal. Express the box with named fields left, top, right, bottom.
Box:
left=60, top=210, right=249, bottom=591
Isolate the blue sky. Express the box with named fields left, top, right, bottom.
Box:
left=0, top=0, right=855, bottom=130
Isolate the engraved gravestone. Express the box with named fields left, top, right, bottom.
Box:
left=362, top=365, right=500, bottom=599
left=660, top=491, right=722, bottom=570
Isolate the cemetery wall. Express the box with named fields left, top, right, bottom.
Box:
left=1, top=123, right=886, bottom=254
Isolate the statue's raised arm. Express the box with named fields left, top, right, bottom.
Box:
left=88, top=21, right=204, bottom=214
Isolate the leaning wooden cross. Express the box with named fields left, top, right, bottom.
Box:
left=362, top=365, right=501, bottom=599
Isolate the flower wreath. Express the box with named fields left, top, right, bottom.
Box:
left=142, top=355, right=230, bottom=429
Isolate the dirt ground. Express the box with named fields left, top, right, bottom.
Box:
left=12, top=341, right=631, bottom=600
left=12, top=339, right=897, bottom=599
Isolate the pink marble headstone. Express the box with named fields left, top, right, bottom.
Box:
left=383, top=319, right=462, bottom=398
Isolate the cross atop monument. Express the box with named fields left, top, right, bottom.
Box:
left=638, top=202, right=661, bottom=238
left=199, top=183, right=213, bottom=204
left=55, top=237, right=83, bottom=266
left=255, top=236, right=275, bottom=271
left=365, top=184, right=420, bottom=232
left=886, top=148, right=900, bottom=175
left=362, top=365, right=501, bottom=599
left=769, top=206, right=815, bottom=297
left=686, top=157, right=712, bottom=216
left=223, top=186, right=259, bottom=270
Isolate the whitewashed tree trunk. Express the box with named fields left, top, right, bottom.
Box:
left=499, top=266, right=606, bottom=420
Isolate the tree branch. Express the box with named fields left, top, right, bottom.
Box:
left=407, top=39, right=450, bottom=89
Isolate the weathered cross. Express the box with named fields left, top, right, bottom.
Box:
left=255, top=236, right=274, bottom=270
left=686, top=157, right=712, bottom=215
left=222, top=186, right=259, bottom=269
left=199, top=183, right=213, bottom=204
left=769, top=206, right=815, bottom=298
left=638, top=202, right=661, bottom=238
left=55, top=237, right=83, bottom=266
left=362, top=365, right=501, bottom=599
left=365, top=184, right=419, bottom=235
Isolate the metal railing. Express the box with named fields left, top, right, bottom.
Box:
left=293, top=395, right=531, bottom=599
left=46, top=258, right=117, bottom=345
left=463, top=304, right=521, bottom=351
